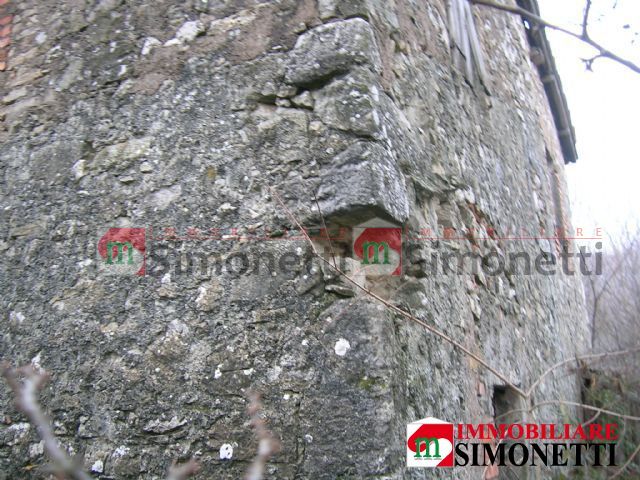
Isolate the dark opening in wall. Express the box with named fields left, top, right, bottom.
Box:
left=493, top=385, right=523, bottom=425
left=516, top=0, right=578, bottom=164
left=493, top=385, right=526, bottom=480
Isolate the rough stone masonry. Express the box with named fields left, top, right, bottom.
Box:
left=0, top=0, right=589, bottom=478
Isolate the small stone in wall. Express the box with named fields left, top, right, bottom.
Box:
left=195, top=282, right=219, bottom=311
left=142, top=416, right=186, bottom=434
left=71, top=159, right=87, bottom=180
left=28, top=441, right=44, bottom=458
left=139, top=161, right=153, bottom=173
left=165, top=21, right=206, bottom=46
left=291, top=91, right=314, bottom=109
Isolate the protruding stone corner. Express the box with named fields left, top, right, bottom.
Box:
left=284, top=17, right=382, bottom=87
left=316, top=141, right=409, bottom=226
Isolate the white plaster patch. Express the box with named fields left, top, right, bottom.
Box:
left=28, top=441, right=44, bottom=458
left=9, top=311, right=25, bottom=323
left=71, top=159, right=87, bottom=179
left=334, top=338, right=350, bottom=356
left=175, top=21, right=206, bottom=43
left=220, top=443, right=234, bottom=460
left=91, top=460, right=104, bottom=473
left=141, top=37, right=161, bottom=55
left=113, top=445, right=130, bottom=458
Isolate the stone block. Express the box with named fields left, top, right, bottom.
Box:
left=285, top=18, right=381, bottom=86
left=317, top=141, right=409, bottom=224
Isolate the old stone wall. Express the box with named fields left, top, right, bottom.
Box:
left=0, top=0, right=588, bottom=478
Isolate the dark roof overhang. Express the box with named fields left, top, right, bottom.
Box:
left=517, top=0, right=578, bottom=164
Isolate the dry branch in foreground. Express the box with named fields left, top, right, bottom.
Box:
left=1, top=363, right=93, bottom=480
left=245, top=392, right=281, bottom=480
left=1, top=362, right=201, bottom=480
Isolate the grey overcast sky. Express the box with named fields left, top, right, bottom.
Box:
left=537, top=0, right=640, bottom=239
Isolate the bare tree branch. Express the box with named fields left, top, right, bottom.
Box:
left=245, top=392, right=281, bottom=480
left=532, top=400, right=640, bottom=422
left=526, top=346, right=640, bottom=397
left=580, top=409, right=602, bottom=428
left=167, top=459, right=201, bottom=480
left=469, top=0, right=640, bottom=74
left=493, top=393, right=640, bottom=426
left=609, top=442, right=640, bottom=479
left=582, top=0, right=593, bottom=39
left=1, top=363, right=93, bottom=480
left=2, top=362, right=201, bottom=480
left=313, top=192, right=337, bottom=270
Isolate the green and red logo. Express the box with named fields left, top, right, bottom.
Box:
left=407, top=417, right=454, bottom=468
left=97, top=228, right=146, bottom=276
left=352, top=219, right=402, bottom=276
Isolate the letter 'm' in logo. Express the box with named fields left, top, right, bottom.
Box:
left=97, top=228, right=146, bottom=276
left=106, top=241, right=134, bottom=265
left=361, top=241, right=391, bottom=265
left=413, top=437, right=442, bottom=459
left=352, top=219, right=402, bottom=276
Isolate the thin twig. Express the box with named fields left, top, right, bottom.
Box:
left=313, top=192, right=337, bottom=270
left=582, top=0, right=593, bottom=39
left=469, top=0, right=640, bottom=74
left=580, top=409, right=602, bottom=428
left=1, top=363, right=94, bottom=480
left=245, top=392, right=281, bottom=480
left=167, top=459, right=201, bottom=480
left=526, top=346, right=640, bottom=397
left=533, top=400, right=640, bottom=422
left=495, top=399, right=640, bottom=424
left=609, top=442, right=640, bottom=479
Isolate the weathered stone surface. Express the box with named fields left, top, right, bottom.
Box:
left=0, top=0, right=588, bottom=479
